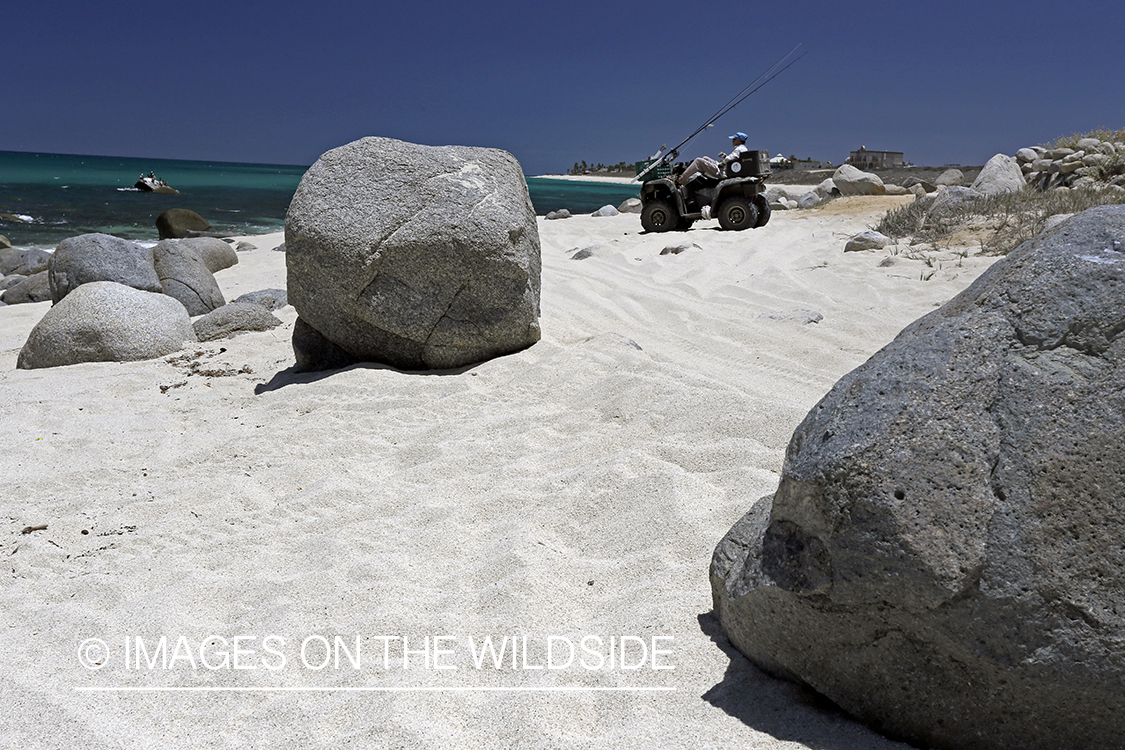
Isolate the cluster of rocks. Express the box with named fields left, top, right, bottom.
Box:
left=0, top=207, right=230, bottom=308
left=546, top=197, right=642, bottom=220
left=902, top=167, right=969, bottom=195
left=15, top=233, right=285, bottom=369
left=766, top=164, right=916, bottom=212
left=1016, top=136, right=1125, bottom=191
left=712, top=205, right=1125, bottom=749
left=765, top=179, right=838, bottom=210
left=903, top=156, right=1042, bottom=234
left=285, top=136, right=541, bottom=372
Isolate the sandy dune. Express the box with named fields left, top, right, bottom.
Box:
left=1, top=199, right=997, bottom=749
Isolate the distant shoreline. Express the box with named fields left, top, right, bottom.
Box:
left=531, top=174, right=638, bottom=185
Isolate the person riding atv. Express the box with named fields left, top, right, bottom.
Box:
left=636, top=134, right=771, bottom=233
left=676, top=132, right=749, bottom=186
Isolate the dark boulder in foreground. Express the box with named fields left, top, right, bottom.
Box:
left=48, top=233, right=162, bottom=303
left=711, top=205, right=1125, bottom=750
left=156, top=208, right=213, bottom=239
left=18, top=281, right=196, bottom=369
left=285, top=136, right=541, bottom=371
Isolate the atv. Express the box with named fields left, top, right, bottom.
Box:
left=636, top=149, right=771, bottom=233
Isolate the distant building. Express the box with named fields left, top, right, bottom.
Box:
left=847, top=146, right=904, bottom=170
left=769, top=154, right=792, bottom=170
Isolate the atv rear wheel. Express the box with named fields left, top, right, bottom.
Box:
left=753, top=195, right=771, bottom=228
left=717, top=197, right=758, bottom=231
left=641, top=200, right=678, bottom=233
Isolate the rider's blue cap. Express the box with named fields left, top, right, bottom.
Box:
left=730, top=132, right=748, bottom=141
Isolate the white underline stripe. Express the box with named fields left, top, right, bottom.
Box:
left=75, top=686, right=676, bottom=693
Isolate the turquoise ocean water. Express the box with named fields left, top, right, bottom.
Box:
left=0, top=151, right=641, bottom=250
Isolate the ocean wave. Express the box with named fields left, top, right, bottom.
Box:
left=116, top=187, right=141, bottom=192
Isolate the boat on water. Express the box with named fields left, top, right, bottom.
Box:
left=134, top=172, right=179, bottom=194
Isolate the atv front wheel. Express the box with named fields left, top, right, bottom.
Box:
left=641, top=200, right=677, bottom=233
left=717, top=197, right=758, bottom=231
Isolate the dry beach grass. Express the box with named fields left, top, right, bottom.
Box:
left=1, top=200, right=999, bottom=749
left=878, top=184, right=1125, bottom=254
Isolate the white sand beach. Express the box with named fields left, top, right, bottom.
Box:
left=2, top=198, right=999, bottom=749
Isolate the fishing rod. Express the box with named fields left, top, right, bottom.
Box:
left=676, top=44, right=802, bottom=152
left=634, top=45, right=807, bottom=182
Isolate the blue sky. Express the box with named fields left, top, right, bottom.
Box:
left=5, top=0, right=1124, bottom=174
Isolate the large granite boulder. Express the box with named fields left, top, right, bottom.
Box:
left=285, top=136, right=541, bottom=370
left=970, top=153, right=1026, bottom=196
left=48, top=233, right=161, bottom=303
left=832, top=164, right=886, bottom=196
left=152, top=239, right=226, bottom=316
left=17, top=281, right=196, bottom=369
left=155, top=208, right=213, bottom=239
left=711, top=205, right=1125, bottom=750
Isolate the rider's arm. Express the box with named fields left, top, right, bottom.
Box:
left=721, top=144, right=749, bottom=166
